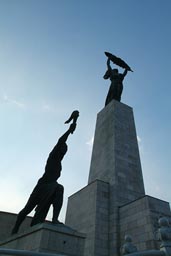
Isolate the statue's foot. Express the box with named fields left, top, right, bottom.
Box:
left=11, top=228, right=18, bottom=235
left=52, top=220, right=64, bottom=225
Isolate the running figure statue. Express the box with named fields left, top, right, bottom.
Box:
left=11, top=110, right=79, bottom=234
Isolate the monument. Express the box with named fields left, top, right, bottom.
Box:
left=65, top=53, right=171, bottom=256
left=0, top=53, right=170, bottom=256
left=11, top=110, right=79, bottom=234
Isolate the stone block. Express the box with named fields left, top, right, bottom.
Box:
left=65, top=180, right=109, bottom=256
left=0, top=223, right=85, bottom=256
left=88, top=101, right=145, bottom=200
left=0, top=211, right=32, bottom=242
left=119, top=195, right=171, bottom=251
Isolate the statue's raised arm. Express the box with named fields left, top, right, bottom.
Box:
left=103, top=58, right=112, bottom=80
left=104, top=52, right=133, bottom=72
left=47, top=110, right=79, bottom=162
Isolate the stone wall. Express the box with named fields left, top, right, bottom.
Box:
left=119, top=196, right=171, bottom=251
left=0, top=211, right=32, bottom=241
left=66, top=180, right=109, bottom=256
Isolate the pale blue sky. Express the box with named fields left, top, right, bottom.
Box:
left=0, top=0, right=170, bottom=222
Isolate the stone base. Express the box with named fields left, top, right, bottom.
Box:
left=65, top=180, right=109, bottom=256
left=0, top=211, right=32, bottom=242
left=0, top=223, right=85, bottom=256
left=119, top=195, right=171, bottom=251
left=66, top=181, right=171, bottom=256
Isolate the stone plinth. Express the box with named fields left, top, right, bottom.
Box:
left=119, top=196, right=171, bottom=251
left=66, top=180, right=109, bottom=256
left=0, top=211, right=32, bottom=242
left=88, top=100, right=145, bottom=201
left=0, top=223, right=85, bottom=256
left=88, top=101, right=146, bottom=255
left=66, top=100, right=171, bottom=256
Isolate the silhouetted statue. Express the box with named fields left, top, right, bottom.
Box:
left=104, top=52, right=132, bottom=106
left=11, top=110, right=79, bottom=234
left=120, top=235, right=137, bottom=255
left=158, top=217, right=171, bottom=248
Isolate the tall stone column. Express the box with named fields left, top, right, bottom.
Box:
left=66, top=100, right=145, bottom=256
left=88, top=100, right=145, bottom=201
left=88, top=100, right=145, bottom=255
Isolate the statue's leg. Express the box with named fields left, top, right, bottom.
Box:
left=105, top=85, right=113, bottom=106
left=52, top=184, right=64, bottom=224
left=30, top=202, right=51, bottom=227
left=11, top=195, right=38, bottom=234
left=117, top=84, right=123, bottom=102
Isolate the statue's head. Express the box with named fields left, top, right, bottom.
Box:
left=113, top=68, right=119, bottom=74
left=158, top=217, right=169, bottom=228
left=73, top=110, right=79, bottom=118
left=124, top=235, right=132, bottom=243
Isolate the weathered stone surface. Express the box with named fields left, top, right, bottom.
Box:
left=88, top=100, right=145, bottom=201
left=0, top=223, right=85, bottom=256
left=65, top=180, right=109, bottom=256
left=0, top=211, right=32, bottom=242
left=66, top=101, right=146, bottom=256
left=119, top=196, right=171, bottom=251
left=66, top=100, right=171, bottom=256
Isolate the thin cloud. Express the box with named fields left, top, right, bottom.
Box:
left=86, top=136, right=94, bottom=151
left=137, top=135, right=144, bottom=154
left=2, top=93, right=26, bottom=109
left=42, top=104, right=51, bottom=111
left=137, top=135, right=141, bottom=143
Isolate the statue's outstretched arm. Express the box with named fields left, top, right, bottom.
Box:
left=58, top=123, right=76, bottom=145
left=107, top=58, right=112, bottom=71
left=46, top=111, right=79, bottom=163
left=47, top=123, right=76, bottom=160
left=103, top=58, right=111, bottom=80
left=122, top=69, right=128, bottom=78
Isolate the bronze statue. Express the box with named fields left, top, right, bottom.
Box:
left=11, top=110, right=79, bottom=234
left=120, top=235, right=137, bottom=255
left=104, top=52, right=132, bottom=106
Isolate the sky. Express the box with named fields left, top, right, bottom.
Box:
left=0, top=0, right=170, bottom=223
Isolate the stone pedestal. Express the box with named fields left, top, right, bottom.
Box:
left=65, top=100, right=171, bottom=256
left=0, top=223, right=85, bottom=256
left=119, top=196, right=171, bottom=251
left=66, top=180, right=109, bottom=256
left=88, top=100, right=145, bottom=200
left=88, top=100, right=145, bottom=255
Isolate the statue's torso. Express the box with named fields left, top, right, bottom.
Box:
left=38, top=160, right=62, bottom=184
left=110, top=72, right=123, bottom=84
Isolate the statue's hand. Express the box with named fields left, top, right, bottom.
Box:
left=69, top=123, right=76, bottom=134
